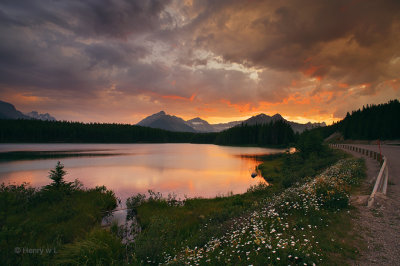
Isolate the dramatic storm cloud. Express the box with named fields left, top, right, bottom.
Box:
left=0, top=0, right=399, bottom=123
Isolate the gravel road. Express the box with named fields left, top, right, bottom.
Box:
left=338, top=144, right=400, bottom=265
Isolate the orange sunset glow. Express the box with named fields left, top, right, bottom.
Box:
left=0, top=0, right=399, bottom=125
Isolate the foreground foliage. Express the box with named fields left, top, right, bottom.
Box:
left=0, top=142, right=365, bottom=265
left=0, top=163, right=117, bottom=265
left=156, top=158, right=365, bottom=265
left=128, top=142, right=363, bottom=265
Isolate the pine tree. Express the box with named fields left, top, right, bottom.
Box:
left=49, top=161, right=67, bottom=187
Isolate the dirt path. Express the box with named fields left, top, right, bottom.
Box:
left=337, top=144, right=400, bottom=265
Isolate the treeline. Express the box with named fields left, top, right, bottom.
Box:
left=314, top=99, right=400, bottom=140
left=0, top=119, right=296, bottom=146
left=215, top=120, right=296, bottom=146
left=0, top=119, right=217, bottom=144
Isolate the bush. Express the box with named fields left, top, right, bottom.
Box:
left=126, top=193, right=146, bottom=218
left=55, top=228, right=125, bottom=265
left=314, top=177, right=350, bottom=209
left=134, top=216, right=175, bottom=264
left=0, top=164, right=118, bottom=265
left=296, top=130, right=327, bottom=158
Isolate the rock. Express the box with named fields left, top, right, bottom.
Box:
left=350, top=195, right=369, bottom=206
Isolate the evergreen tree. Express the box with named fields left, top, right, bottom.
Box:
left=49, top=161, right=67, bottom=187
left=309, top=99, right=400, bottom=140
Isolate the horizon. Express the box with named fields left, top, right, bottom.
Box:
left=0, top=1, right=399, bottom=125
left=5, top=99, right=334, bottom=125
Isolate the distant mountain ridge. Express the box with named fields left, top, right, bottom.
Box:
left=210, top=120, right=242, bottom=132
left=0, top=100, right=56, bottom=121
left=242, top=113, right=326, bottom=133
left=137, top=111, right=196, bottom=132
left=186, top=117, right=215, bottom=132
left=0, top=100, right=30, bottom=119
left=137, top=111, right=326, bottom=133
left=25, top=111, right=56, bottom=121
left=186, top=117, right=242, bottom=132
left=1, top=99, right=325, bottom=132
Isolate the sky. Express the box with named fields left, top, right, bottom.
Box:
left=0, top=0, right=399, bottom=125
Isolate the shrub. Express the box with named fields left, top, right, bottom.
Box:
left=314, top=177, right=350, bottom=209
left=126, top=193, right=146, bottom=218
left=55, top=228, right=125, bottom=265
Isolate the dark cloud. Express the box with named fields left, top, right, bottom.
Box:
left=0, top=0, right=170, bottom=38
left=182, top=0, right=400, bottom=89
left=0, top=0, right=164, bottom=99
left=85, top=42, right=149, bottom=68
left=0, top=26, right=95, bottom=94
left=0, top=0, right=399, bottom=123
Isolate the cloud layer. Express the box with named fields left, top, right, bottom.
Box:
left=0, top=0, right=399, bottom=124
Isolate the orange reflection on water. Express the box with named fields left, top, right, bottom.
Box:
left=0, top=144, right=282, bottom=202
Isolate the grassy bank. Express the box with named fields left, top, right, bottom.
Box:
left=156, top=158, right=365, bottom=265
left=1, top=143, right=365, bottom=265
left=127, top=146, right=365, bottom=265
left=0, top=164, right=118, bottom=265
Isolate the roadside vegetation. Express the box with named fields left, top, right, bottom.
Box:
left=156, top=158, right=365, bottom=265
left=124, top=131, right=365, bottom=265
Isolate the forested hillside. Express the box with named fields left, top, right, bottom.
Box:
left=0, top=119, right=217, bottom=144
left=3, top=99, right=396, bottom=145
left=215, top=120, right=296, bottom=146
left=316, top=99, right=400, bottom=140
left=0, top=119, right=296, bottom=146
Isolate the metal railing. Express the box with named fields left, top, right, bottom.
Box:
left=329, top=144, right=389, bottom=207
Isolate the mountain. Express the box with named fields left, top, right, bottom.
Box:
left=186, top=117, right=215, bottom=132
left=242, top=113, right=283, bottom=126
left=25, top=111, right=56, bottom=121
left=211, top=121, right=242, bottom=132
left=242, top=113, right=325, bottom=133
left=0, top=100, right=30, bottom=119
left=137, top=111, right=196, bottom=132
left=289, top=121, right=326, bottom=133
left=137, top=111, right=326, bottom=133
left=0, top=100, right=57, bottom=121
left=138, top=111, right=243, bottom=132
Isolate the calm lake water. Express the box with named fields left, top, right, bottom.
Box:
left=0, top=143, right=283, bottom=202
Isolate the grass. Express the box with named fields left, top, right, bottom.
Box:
left=0, top=145, right=366, bottom=265
left=153, top=158, right=366, bottom=265
left=54, top=228, right=125, bottom=265
left=131, top=185, right=280, bottom=264
left=0, top=174, right=117, bottom=265
left=127, top=147, right=364, bottom=265
left=257, top=153, right=284, bottom=182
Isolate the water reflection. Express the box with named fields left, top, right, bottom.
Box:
left=0, top=144, right=283, bottom=202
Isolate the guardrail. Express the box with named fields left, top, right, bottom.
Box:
left=329, top=144, right=389, bottom=207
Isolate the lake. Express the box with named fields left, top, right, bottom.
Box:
left=0, top=143, right=283, bottom=202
